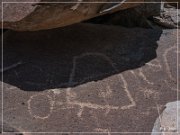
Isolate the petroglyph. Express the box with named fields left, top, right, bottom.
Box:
left=72, top=101, right=119, bottom=110
left=138, top=68, right=154, bottom=85
left=118, top=74, right=136, bottom=110
left=163, top=46, right=177, bottom=81
left=129, top=60, right=162, bottom=86
left=77, top=106, right=84, bottom=118
left=66, top=88, right=72, bottom=102
left=68, top=52, right=117, bottom=85
left=0, top=61, right=23, bottom=73
left=129, top=69, right=155, bottom=85
left=27, top=93, right=54, bottom=120
left=50, top=88, right=63, bottom=95
left=44, top=52, right=136, bottom=119
left=139, top=87, right=159, bottom=99
left=68, top=53, right=136, bottom=112
left=97, top=84, right=113, bottom=115
left=94, top=128, right=111, bottom=135
left=27, top=46, right=177, bottom=120
left=146, top=59, right=162, bottom=71
left=2, top=23, right=178, bottom=132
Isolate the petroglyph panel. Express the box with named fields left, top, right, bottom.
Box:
left=2, top=24, right=178, bottom=132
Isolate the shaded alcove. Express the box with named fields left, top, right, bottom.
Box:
left=1, top=23, right=162, bottom=91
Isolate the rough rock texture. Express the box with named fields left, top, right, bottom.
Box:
left=0, top=23, right=179, bottom=132
left=152, top=101, right=180, bottom=135
left=0, top=0, right=144, bottom=31
left=153, top=3, right=180, bottom=28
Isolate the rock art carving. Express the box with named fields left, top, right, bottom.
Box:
left=27, top=45, right=178, bottom=121
left=163, top=46, right=177, bottom=81
left=27, top=52, right=136, bottom=119
left=138, top=68, right=154, bottom=85
left=146, top=59, right=162, bottom=71
left=27, top=93, right=55, bottom=120
left=64, top=52, right=136, bottom=118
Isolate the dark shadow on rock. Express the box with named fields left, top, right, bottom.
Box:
left=0, top=23, right=162, bottom=91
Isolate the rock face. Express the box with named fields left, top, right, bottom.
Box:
left=1, top=0, right=143, bottom=31
left=1, top=23, right=179, bottom=132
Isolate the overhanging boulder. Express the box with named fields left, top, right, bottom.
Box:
left=0, top=0, right=143, bottom=31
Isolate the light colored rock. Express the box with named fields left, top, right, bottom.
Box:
left=152, top=101, right=180, bottom=135
left=153, top=3, right=180, bottom=28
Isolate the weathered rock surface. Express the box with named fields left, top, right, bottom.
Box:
left=0, top=23, right=179, bottom=132
left=1, top=0, right=143, bottom=31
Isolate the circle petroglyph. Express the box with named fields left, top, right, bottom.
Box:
left=27, top=93, right=54, bottom=120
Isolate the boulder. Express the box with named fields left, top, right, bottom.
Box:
left=152, top=101, right=180, bottom=135
left=86, top=2, right=161, bottom=28
left=1, top=0, right=143, bottom=31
